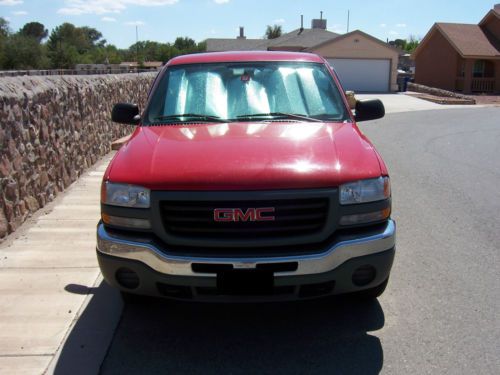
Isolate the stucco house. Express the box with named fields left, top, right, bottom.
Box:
left=206, top=19, right=400, bottom=92
left=412, top=4, right=500, bottom=93
left=312, top=30, right=399, bottom=92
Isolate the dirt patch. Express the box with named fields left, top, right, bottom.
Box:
left=466, top=94, right=500, bottom=105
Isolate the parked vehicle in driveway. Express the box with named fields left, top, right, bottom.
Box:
left=97, top=51, right=395, bottom=302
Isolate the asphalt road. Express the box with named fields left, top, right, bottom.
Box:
left=100, top=107, right=500, bottom=374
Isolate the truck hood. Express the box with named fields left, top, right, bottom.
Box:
left=106, top=121, right=382, bottom=190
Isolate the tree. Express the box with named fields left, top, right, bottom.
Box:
left=47, top=23, right=108, bottom=68
left=3, top=34, right=47, bottom=69
left=19, top=22, right=48, bottom=43
left=265, top=25, right=282, bottom=39
left=174, top=37, right=196, bottom=51
left=79, top=26, right=105, bottom=47
left=197, top=40, right=207, bottom=52
left=388, top=36, right=420, bottom=53
left=0, top=17, right=10, bottom=38
left=0, top=17, right=10, bottom=68
left=49, top=43, right=80, bottom=69
left=88, top=44, right=122, bottom=64
left=158, top=43, right=176, bottom=61
left=48, top=23, right=84, bottom=53
left=0, top=18, right=207, bottom=69
left=405, top=35, right=420, bottom=53
left=390, top=38, right=407, bottom=50
left=121, top=38, right=205, bottom=64
left=48, top=23, right=104, bottom=55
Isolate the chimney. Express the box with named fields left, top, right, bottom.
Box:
left=495, top=3, right=500, bottom=11
left=237, top=26, right=246, bottom=39
left=311, top=11, right=327, bottom=29
left=300, top=15, right=304, bottom=32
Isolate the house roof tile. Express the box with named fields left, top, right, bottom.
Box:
left=206, top=38, right=269, bottom=52
left=265, top=28, right=340, bottom=49
left=436, top=23, right=500, bottom=57
left=206, top=28, right=340, bottom=52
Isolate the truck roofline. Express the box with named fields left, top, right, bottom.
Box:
left=167, top=51, right=325, bottom=66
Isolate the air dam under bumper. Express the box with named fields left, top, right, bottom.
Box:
left=96, top=220, right=395, bottom=301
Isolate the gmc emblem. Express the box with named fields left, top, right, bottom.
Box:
left=213, top=207, right=275, bottom=222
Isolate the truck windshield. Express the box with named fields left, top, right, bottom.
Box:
left=144, top=61, right=349, bottom=124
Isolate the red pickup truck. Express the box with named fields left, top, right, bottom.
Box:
left=97, top=51, right=395, bottom=302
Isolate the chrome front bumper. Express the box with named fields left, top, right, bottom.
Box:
left=96, top=220, right=396, bottom=278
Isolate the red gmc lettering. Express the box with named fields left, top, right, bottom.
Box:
left=214, top=208, right=275, bottom=222
left=255, top=207, right=275, bottom=221
left=234, top=208, right=256, bottom=222
left=213, top=208, right=234, bottom=222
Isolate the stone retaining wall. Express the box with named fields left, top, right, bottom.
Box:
left=407, top=82, right=473, bottom=100
left=0, top=73, right=156, bottom=238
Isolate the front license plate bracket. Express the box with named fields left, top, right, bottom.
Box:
left=217, top=270, right=274, bottom=295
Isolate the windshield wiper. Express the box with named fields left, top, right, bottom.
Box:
left=153, top=114, right=227, bottom=123
left=236, top=112, right=322, bottom=122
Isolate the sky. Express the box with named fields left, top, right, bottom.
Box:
left=0, top=0, right=498, bottom=48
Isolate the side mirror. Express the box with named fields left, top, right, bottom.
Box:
left=355, top=99, right=385, bottom=122
left=111, top=103, right=140, bottom=125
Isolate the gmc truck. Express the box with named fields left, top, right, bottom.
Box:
left=97, top=51, right=396, bottom=302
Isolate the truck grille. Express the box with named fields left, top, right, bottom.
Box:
left=160, top=198, right=329, bottom=240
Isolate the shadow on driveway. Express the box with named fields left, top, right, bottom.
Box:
left=49, top=280, right=123, bottom=375
left=101, top=296, right=385, bottom=374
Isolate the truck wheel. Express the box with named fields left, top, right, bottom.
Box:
left=354, top=277, right=389, bottom=299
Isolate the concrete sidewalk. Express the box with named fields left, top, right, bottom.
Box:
left=357, top=93, right=485, bottom=114
left=0, top=153, right=120, bottom=375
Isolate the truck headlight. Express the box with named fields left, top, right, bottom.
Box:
left=101, top=181, right=150, bottom=208
left=339, top=177, right=390, bottom=205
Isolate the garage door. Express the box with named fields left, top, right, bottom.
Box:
left=328, top=59, right=390, bottom=92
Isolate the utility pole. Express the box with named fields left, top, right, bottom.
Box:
left=135, top=25, right=139, bottom=70
left=347, top=10, right=350, bottom=33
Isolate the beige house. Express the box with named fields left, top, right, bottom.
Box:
left=207, top=20, right=400, bottom=92
left=311, top=30, right=399, bottom=92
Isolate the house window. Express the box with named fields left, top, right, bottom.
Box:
left=473, top=60, right=486, bottom=78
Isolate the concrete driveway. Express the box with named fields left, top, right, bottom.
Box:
left=357, top=93, right=481, bottom=114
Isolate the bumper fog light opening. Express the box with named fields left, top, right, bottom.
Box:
left=115, top=267, right=140, bottom=289
left=352, top=265, right=376, bottom=287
